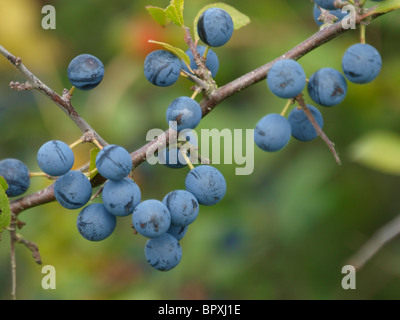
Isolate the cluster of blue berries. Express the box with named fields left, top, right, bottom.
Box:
left=36, top=138, right=141, bottom=243
left=133, top=164, right=226, bottom=271
left=77, top=144, right=139, bottom=241
left=135, top=7, right=233, bottom=270
left=254, top=0, right=383, bottom=154
left=143, top=7, right=233, bottom=88
left=0, top=17, right=231, bottom=270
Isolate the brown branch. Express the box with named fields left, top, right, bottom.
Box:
left=6, top=6, right=395, bottom=216
left=0, top=45, right=108, bottom=147
left=295, top=94, right=342, bottom=165
left=13, top=233, right=42, bottom=265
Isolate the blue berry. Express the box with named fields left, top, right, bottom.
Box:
left=144, top=50, right=181, bottom=87
left=254, top=113, right=292, bottom=152
left=67, top=54, right=104, bottom=90
left=267, top=59, right=306, bottom=99
left=96, top=145, right=132, bottom=181
left=197, top=8, right=234, bottom=47
left=54, top=170, right=92, bottom=209
left=315, top=0, right=337, bottom=10
left=158, top=147, right=188, bottom=169
left=185, top=165, right=226, bottom=206
left=162, top=190, right=199, bottom=227
left=145, top=233, right=182, bottom=271
left=0, top=159, right=30, bottom=197
left=37, top=140, right=74, bottom=176
left=182, top=46, right=219, bottom=78
left=308, top=68, right=348, bottom=107
left=102, top=177, right=141, bottom=217
left=132, top=200, right=171, bottom=238
left=342, top=43, right=382, bottom=84
left=313, top=4, right=347, bottom=26
left=166, top=97, right=202, bottom=131
left=167, top=224, right=189, bottom=241
left=288, top=105, right=324, bottom=142
left=77, top=203, right=116, bottom=241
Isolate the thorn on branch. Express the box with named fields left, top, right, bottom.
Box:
left=295, top=94, right=342, bottom=165
left=13, top=233, right=42, bottom=265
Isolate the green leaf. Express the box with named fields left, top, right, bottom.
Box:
left=171, top=0, right=184, bottom=17
left=0, top=176, right=11, bottom=232
left=164, top=1, right=185, bottom=27
left=349, top=130, right=400, bottom=175
left=148, top=40, right=191, bottom=66
left=89, top=147, right=100, bottom=180
left=369, top=0, right=400, bottom=13
left=146, top=6, right=171, bottom=27
left=0, top=176, right=8, bottom=192
left=193, top=2, right=251, bottom=42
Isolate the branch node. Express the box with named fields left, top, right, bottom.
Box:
left=9, top=81, right=33, bottom=91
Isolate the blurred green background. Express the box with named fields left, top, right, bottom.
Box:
left=1, top=0, right=400, bottom=300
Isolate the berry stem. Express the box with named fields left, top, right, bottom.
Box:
left=68, top=86, right=76, bottom=97
left=191, top=88, right=201, bottom=100
left=29, top=172, right=53, bottom=179
left=202, top=45, right=211, bottom=59
left=92, top=138, right=104, bottom=150
left=360, top=23, right=366, bottom=44
left=69, top=138, right=83, bottom=150
left=280, top=99, right=294, bottom=117
left=180, top=148, right=195, bottom=170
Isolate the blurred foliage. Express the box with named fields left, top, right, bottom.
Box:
left=1, top=0, right=400, bottom=300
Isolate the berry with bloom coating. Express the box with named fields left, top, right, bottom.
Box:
left=145, top=233, right=182, bottom=271
left=144, top=50, right=181, bottom=87
left=37, top=140, right=74, bottom=176
left=0, top=158, right=30, bottom=197
left=77, top=203, right=116, bottom=241
left=67, top=54, right=104, bottom=90
left=197, top=8, right=234, bottom=47
left=185, top=165, right=226, bottom=206
left=267, top=59, right=306, bottom=99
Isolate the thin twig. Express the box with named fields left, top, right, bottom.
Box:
left=295, top=94, right=342, bottom=165
left=9, top=215, right=17, bottom=300
left=13, top=233, right=42, bottom=265
left=0, top=45, right=108, bottom=147
left=347, top=214, right=400, bottom=271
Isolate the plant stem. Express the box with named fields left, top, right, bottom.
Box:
left=7, top=5, right=394, bottom=215
left=9, top=215, right=17, bottom=300
left=295, top=94, right=342, bottom=165
left=281, top=99, right=294, bottom=117
left=360, top=23, right=366, bottom=44
left=0, top=45, right=108, bottom=147
left=180, top=148, right=195, bottom=170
